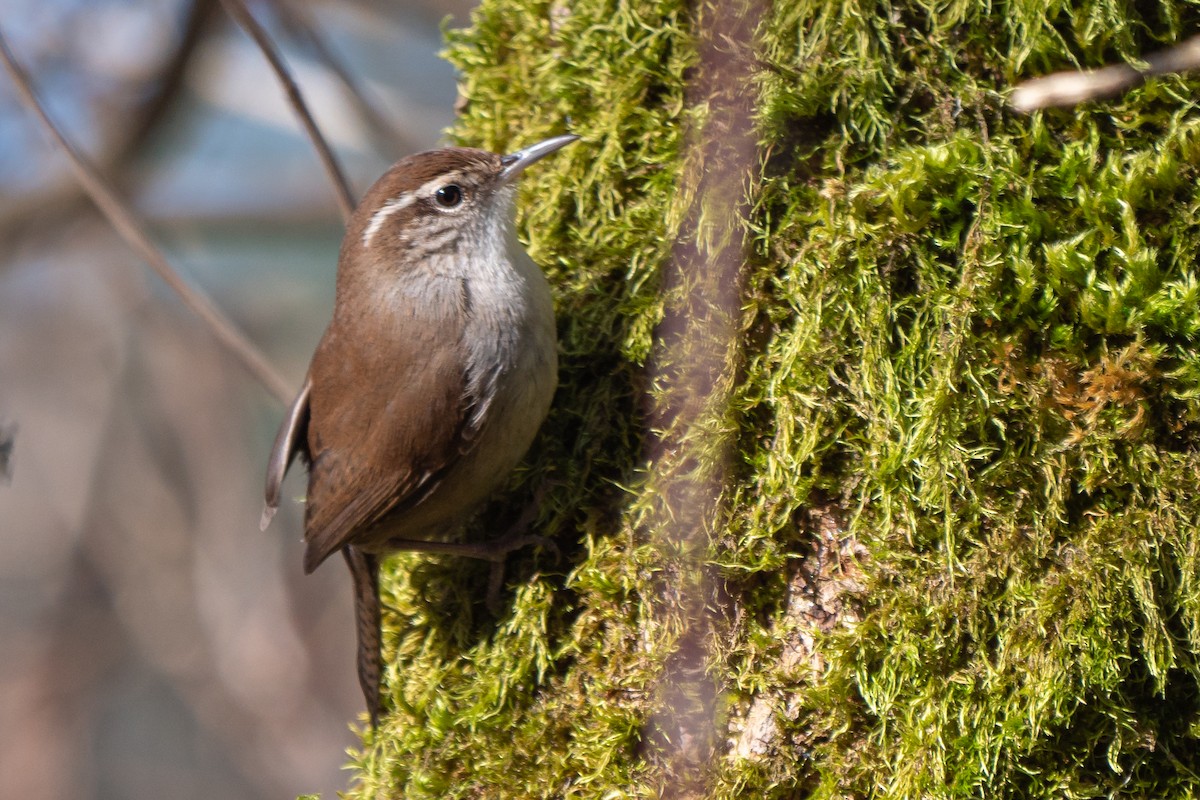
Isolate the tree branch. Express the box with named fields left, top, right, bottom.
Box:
left=271, top=0, right=418, bottom=157
left=1011, top=35, right=1200, bottom=112
left=0, top=27, right=294, bottom=406
left=218, top=0, right=357, bottom=221
left=116, top=0, right=222, bottom=164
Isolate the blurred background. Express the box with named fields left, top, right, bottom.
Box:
left=0, top=1, right=468, bottom=797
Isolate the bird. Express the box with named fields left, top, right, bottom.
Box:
left=261, top=134, right=578, bottom=725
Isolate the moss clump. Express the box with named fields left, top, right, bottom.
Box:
left=341, top=0, right=1200, bottom=797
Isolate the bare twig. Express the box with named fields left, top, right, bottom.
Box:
left=218, top=0, right=356, bottom=221
left=116, top=0, right=221, bottom=163
left=1011, top=35, right=1200, bottom=112
left=0, top=0, right=218, bottom=236
left=0, top=27, right=294, bottom=406
left=271, top=0, right=417, bottom=157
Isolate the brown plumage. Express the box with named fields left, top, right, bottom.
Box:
left=262, top=136, right=577, bottom=725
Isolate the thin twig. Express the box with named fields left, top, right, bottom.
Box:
left=0, top=0, right=217, bottom=236
left=1011, top=35, right=1200, bottom=112
left=271, top=0, right=417, bottom=157
left=0, top=27, right=294, bottom=406
left=116, top=0, right=221, bottom=164
left=219, top=0, right=356, bottom=221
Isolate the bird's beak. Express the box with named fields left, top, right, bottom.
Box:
left=500, top=134, right=579, bottom=183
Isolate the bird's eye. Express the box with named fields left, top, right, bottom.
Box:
left=434, top=184, right=464, bottom=208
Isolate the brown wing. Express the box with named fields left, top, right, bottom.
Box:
left=300, top=315, right=471, bottom=574
left=261, top=375, right=312, bottom=531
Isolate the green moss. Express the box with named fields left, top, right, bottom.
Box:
left=339, top=0, right=1200, bottom=797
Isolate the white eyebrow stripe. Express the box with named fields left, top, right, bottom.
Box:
left=362, top=192, right=416, bottom=247
left=360, top=171, right=471, bottom=247
left=420, top=172, right=465, bottom=194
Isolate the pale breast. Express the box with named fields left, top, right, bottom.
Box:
left=363, top=232, right=558, bottom=547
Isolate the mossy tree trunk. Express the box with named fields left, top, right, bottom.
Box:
left=342, top=0, right=1200, bottom=797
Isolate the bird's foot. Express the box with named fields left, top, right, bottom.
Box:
left=482, top=532, right=559, bottom=614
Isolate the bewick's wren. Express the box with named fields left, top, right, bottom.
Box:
left=261, top=134, right=578, bottom=724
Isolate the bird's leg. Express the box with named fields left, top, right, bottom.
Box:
left=385, top=505, right=557, bottom=612
left=381, top=536, right=550, bottom=561
left=342, top=546, right=381, bottom=727
left=386, top=536, right=550, bottom=612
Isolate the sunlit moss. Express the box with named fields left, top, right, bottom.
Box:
left=341, top=0, right=1200, bottom=797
